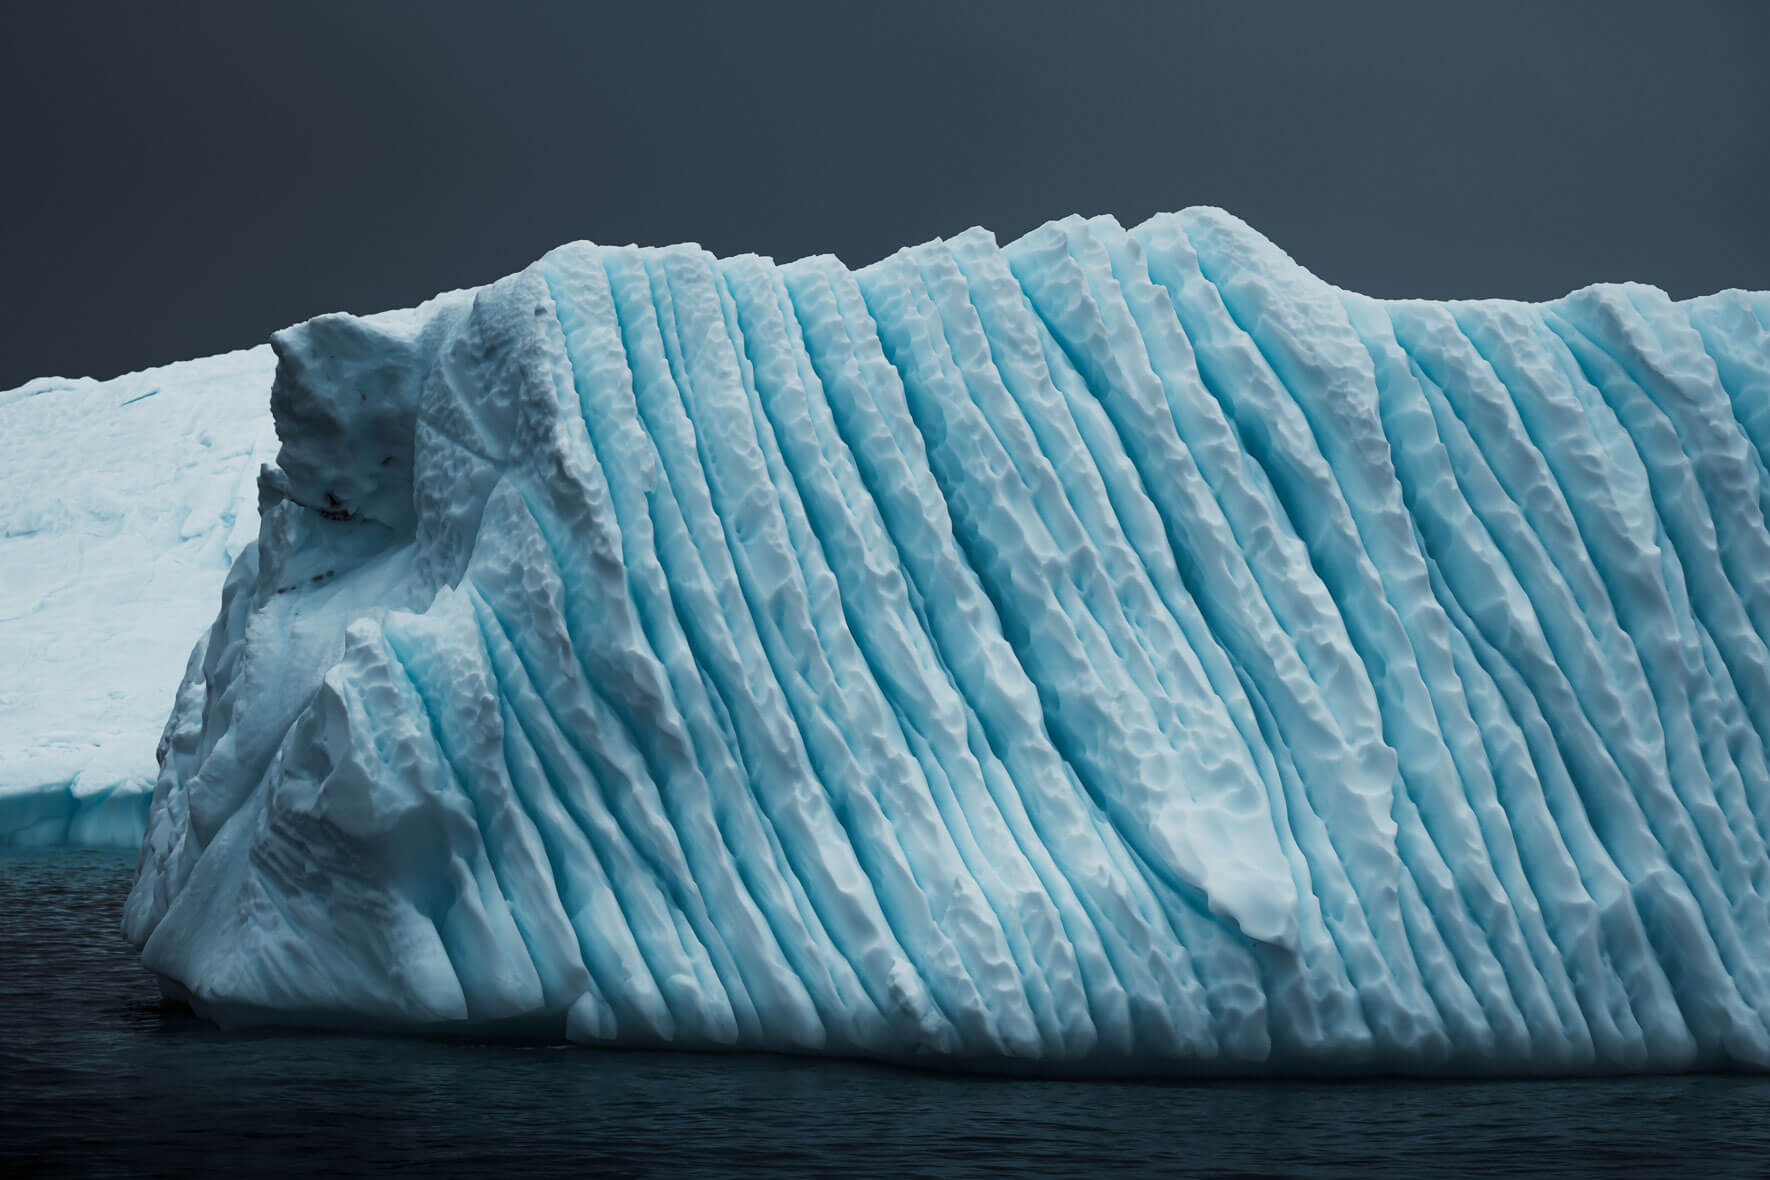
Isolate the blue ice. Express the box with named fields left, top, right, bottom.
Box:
left=125, top=209, right=1770, bottom=1074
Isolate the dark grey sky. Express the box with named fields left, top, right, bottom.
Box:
left=3, top=1, right=1766, bottom=388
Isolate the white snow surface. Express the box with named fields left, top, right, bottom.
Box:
left=122, top=208, right=1770, bottom=1074
left=1, top=347, right=277, bottom=846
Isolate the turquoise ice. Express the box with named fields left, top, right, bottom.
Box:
left=126, top=208, right=1770, bottom=1073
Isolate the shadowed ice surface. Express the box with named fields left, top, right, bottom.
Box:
left=6, top=851, right=1770, bottom=1177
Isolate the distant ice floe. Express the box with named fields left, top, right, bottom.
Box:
left=1, top=346, right=276, bottom=847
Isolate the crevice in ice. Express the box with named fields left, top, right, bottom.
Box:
left=653, top=250, right=1026, bottom=1051
left=1424, top=550, right=1693, bottom=1065
left=1028, top=223, right=1418, bottom=1049
left=539, top=261, right=883, bottom=1044
left=1170, top=226, right=1479, bottom=1047
left=782, top=259, right=1185, bottom=1053
left=599, top=250, right=962, bottom=1049
left=717, top=260, right=1063, bottom=1052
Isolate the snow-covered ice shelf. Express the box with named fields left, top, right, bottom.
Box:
left=109, top=207, right=1770, bottom=1073
left=1, top=347, right=277, bottom=847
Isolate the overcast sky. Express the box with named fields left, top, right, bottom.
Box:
left=3, top=1, right=1766, bottom=388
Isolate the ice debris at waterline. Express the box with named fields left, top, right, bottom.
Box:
left=126, top=207, right=1770, bottom=1074
left=1, top=348, right=277, bottom=847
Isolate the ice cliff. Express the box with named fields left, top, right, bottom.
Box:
left=123, top=208, right=1770, bottom=1074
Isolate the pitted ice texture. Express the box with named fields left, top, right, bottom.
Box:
left=126, top=208, right=1770, bottom=1074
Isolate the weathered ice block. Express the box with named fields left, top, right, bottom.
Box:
left=127, top=208, right=1770, bottom=1075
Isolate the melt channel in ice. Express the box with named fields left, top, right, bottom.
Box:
left=125, top=207, right=1770, bottom=1075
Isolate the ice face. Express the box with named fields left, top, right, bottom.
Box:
left=123, top=207, right=1770, bottom=1074
left=0, top=347, right=277, bottom=847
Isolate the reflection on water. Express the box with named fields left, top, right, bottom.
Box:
left=4, top=850, right=1769, bottom=1177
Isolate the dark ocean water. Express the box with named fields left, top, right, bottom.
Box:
left=4, top=851, right=1769, bottom=1178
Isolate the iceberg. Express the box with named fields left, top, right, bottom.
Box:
left=1, top=348, right=277, bottom=847
left=124, top=208, right=1770, bottom=1074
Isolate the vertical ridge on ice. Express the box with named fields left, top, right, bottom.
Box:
left=123, top=208, right=1770, bottom=1074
